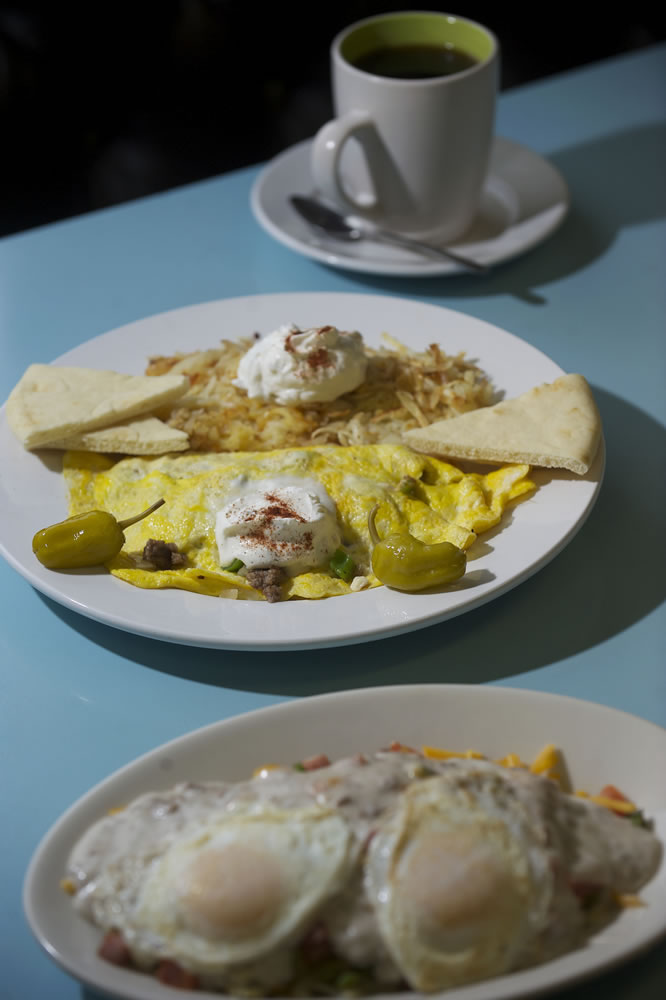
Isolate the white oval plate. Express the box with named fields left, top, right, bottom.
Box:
left=0, top=292, right=603, bottom=650
left=251, top=137, right=569, bottom=276
left=24, top=684, right=666, bottom=1000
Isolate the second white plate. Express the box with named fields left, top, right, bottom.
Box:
left=24, top=685, right=666, bottom=1000
left=0, top=292, right=603, bottom=650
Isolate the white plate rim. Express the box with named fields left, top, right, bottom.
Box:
left=23, top=683, right=666, bottom=1000
left=250, top=137, right=570, bottom=277
left=0, top=292, right=603, bottom=651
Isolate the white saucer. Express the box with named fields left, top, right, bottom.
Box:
left=251, top=136, right=570, bottom=277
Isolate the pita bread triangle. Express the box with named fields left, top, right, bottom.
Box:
left=7, top=364, right=189, bottom=450
left=46, top=416, right=189, bottom=455
left=403, top=374, right=601, bottom=475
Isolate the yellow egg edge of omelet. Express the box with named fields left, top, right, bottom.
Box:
left=62, top=446, right=535, bottom=600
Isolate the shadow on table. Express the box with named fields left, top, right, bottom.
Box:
left=325, top=122, right=666, bottom=303
left=41, top=385, right=666, bottom=697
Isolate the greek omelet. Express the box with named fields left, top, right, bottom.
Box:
left=63, top=444, right=535, bottom=601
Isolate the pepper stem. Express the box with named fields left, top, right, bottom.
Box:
left=117, top=498, right=165, bottom=530
left=368, top=504, right=381, bottom=546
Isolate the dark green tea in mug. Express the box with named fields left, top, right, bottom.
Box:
left=352, top=43, right=478, bottom=79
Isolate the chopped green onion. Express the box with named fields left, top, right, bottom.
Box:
left=414, top=764, right=436, bottom=779
left=330, top=547, right=356, bottom=582
left=398, top=475, right=419, bottom=496
left=315, top=958, right=346, bottom=983
left=336, top=969, right=370, bottom=995
left=292, top=762, right=306, bottom=772
left=222, top=558, right=244, bottom=573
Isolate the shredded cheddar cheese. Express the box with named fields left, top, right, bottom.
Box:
left=421, top=746, right=485, bottom=760
left=589, top=795, right=638, bottom=814
left=252, top=764, right=283, bottom=778
left=614, top=893, right=646, bottom=908
left=529, top=743, right=559, bottom=775
left=496, top=753, right=525, bottom=768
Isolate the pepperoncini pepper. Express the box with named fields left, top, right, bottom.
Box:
left=367, top=504, right=466, bottom=591
left=32, top=499, right=165, bottom=569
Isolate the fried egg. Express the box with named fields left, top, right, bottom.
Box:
left=63, top=444, right=534, bottom=600
left=70, top=795, right=351, bottom=987
left=130, top=805, right=351, bottom=978
left=364, top=767, right=560, bottom=991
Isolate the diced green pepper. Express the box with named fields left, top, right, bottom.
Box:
left=222, top=558, right=244, bottom=573
left=398, top=475, right=419, bottom=496
left=330, top=547, right=356, bottom=582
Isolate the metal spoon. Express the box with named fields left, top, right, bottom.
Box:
left=290, top=195, right=487, bottom=272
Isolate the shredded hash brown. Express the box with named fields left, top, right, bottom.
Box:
left=147, top=334, right=494, bottom=453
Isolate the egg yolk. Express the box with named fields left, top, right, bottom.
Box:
left=180, top=843, right=285, bottom=940
left=399, top=830, right=524, bottom=949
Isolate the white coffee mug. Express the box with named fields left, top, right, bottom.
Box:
left=311, top=11, right=498, bottom=242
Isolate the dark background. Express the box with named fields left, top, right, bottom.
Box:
left=1, top=1, right=664, bottom=238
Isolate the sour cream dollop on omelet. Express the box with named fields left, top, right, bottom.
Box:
left=215, top=478, right=342, bottom=575
left=233, top=324, right=368, bottom=404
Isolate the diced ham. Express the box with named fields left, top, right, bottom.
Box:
left=300, top=921, right=332, bottom=963
left=301, top=753, right=331, bottom=771
left=155, top=959, right=200, bottom=989
left=600, top=784, right=630, bottom=803
left=98, top=929, right=132, bottom=967
left=568, top=879, right=602, bottom=903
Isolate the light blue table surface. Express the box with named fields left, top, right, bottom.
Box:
left=1, top=44, right=665, bottom=1000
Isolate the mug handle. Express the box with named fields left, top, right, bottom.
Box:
left=310, top=110, right=380, bottom=214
